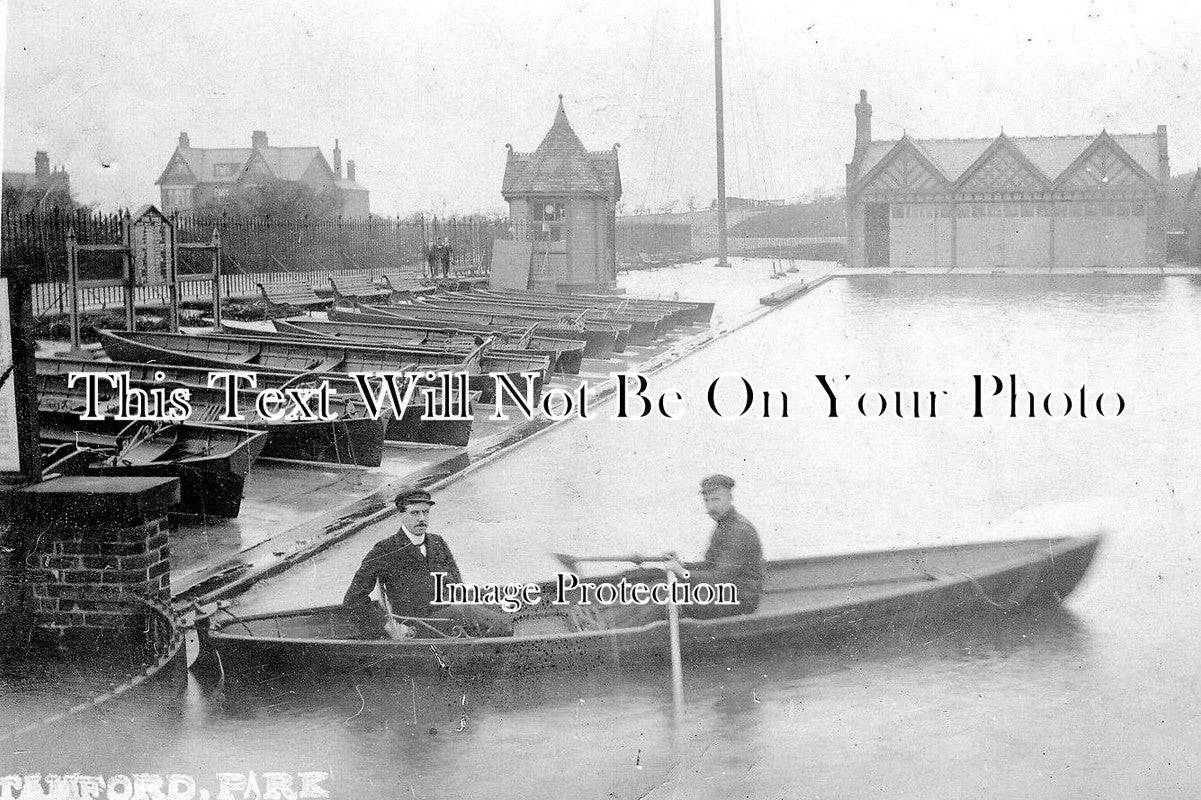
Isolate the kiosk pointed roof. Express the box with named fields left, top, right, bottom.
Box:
left=503, top=96, right=619, bottom=199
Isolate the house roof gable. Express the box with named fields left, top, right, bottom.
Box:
left=155, top=149, right=199, bottom=185
left=2, top=169, right=71, bottom=213
left=261, top=147, right=326, bottom=183
left=852, top=135, right=950, bottom=195
left=853, top=130, right=1162, bottom=193
left=955, top=133, right=1051, bottom=191
left=158, top=141, right=345, bottom=187
left=1054, top=131, right=1158, bottom=190
left=1187, top=168, right=1201, bottom=205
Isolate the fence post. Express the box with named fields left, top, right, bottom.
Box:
left=167, top=211, right=180, bottom=332
left=337, top=215, right=345, bottom=272
left=264, top=214, right=272, bottom=271
left=120, top=210, right=136, bottom=331
left=64, top=226, right=88, bottom=358
left=211, top=227, right=223, bottom=331
left=366, top=216, right=374, bottom=276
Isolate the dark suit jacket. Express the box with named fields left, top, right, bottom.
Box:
left=691, top=508, right=765, bottom=613
left=343, top=531, right=463, bottom=637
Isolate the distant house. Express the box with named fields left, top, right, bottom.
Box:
left=2, top=151, right=72, bottom=214
left=336, top=156, right=369, bottom=219
left=155, top=131, right=370, bottom=218
left=502, top=96, right=621, bottom=291
left=845, top=91, right=1169, bottom=269
left=1187, top=169, right=1201, bottom=264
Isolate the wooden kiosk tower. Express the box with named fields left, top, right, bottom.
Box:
left=501, top=96, right=622, bottom=293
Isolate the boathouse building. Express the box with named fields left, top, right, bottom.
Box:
left=502, top=96, right=621, bottom=292
left=845, top=92, right=1169, bottom=269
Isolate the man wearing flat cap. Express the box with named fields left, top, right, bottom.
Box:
left=343, top=488, right=511, bottom=638
left=609, top=474, right=765, bottom=628
left=670, top=474, right=765, bottom=618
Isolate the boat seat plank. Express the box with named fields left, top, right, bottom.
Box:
left=327, top=276, right=392, bottom=302
left=381, top=272, right=438, bottom=296
left=308, top=357, right=344, bottom=372
left=258, top=281, right=330, bottom=309
left=116, top=441, right=176, bottom=465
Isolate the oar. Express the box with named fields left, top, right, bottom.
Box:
left=552, top=552, right=670, bottom=572
left=551, top=551, right=686, bottom=709
left=516, top=323, right=539, bottom=350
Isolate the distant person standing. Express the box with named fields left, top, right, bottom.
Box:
left=439, top=237, right=453, bottom=279
left=424, top=241, right=438, bottom=280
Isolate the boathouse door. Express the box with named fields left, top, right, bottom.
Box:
left=865, top=203, right=889, bottom=268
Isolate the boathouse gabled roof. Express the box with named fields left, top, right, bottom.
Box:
left=854, top=131, right=1162, bottom=193
left=503, top=96, right=621, bottom=201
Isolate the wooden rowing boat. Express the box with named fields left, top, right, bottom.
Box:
left=272, top=317, right=586, bottom=376
left=418, top=294, right=663, bottom=345
left=188, top=325, right=553, bottom=391
left=38, top=356, right=475, bottom=448
left=353, top=302, right=627, bottom=357
left=35, top=367, right=390, bottom=468
left=40, top=421, right=269, bottom=518
left=475, top=288, right=704, bottom=327
left=96, top=329, right=547, bottom=405
left=482, top=288, right=716, bottom=325
left=446, top=289, right=675, bottom=331
left=199, top=533, right=1100, bottom=676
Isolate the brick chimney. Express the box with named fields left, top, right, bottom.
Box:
left=178, top=131, right=190, bottom=148
left=34, top=151, right=49, bottom=178
left=346, top=160, right=356, bottom=182
left=854, top=90, right=872, bottom=160
left=333, top=139, right=342, bottom=179
left=252, top=130, right=268, bottom=149
left=1156, top=124, right=1169, bottom=183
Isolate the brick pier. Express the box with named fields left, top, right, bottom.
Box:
left=11, top=476, right=180, bottom=649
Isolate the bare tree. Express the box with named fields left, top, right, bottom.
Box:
left=200, top=180, right=343, bottom=220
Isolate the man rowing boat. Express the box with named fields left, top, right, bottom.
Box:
left=600, top=474, right=765, bottom=627
left=343, top=489, right=513, bottom=638
left=674, top=473, right=765, bottom=617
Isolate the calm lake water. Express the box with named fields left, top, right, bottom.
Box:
left=5, top=274, right=1201, bottom=798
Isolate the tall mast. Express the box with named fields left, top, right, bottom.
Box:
left=713, top=0, right=730, bottom=267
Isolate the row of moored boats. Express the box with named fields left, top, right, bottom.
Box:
left=37, top=285, right=715, bottom=518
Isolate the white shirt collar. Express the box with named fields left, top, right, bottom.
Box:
left=400, top=523, right=427, bottom=548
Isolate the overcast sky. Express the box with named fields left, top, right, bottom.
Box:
left=2, top=0, right=1198, bottom=215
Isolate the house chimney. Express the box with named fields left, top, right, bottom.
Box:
left=179, top=131, right=190, bottom=148
left=252, top=130, right=268, bottom=149
left=854, top=90, right=872, bottom=160
left=34, top=151, right=49, bottom=178
left=333, top=139, right=342, bottom=179
left=346, top=160, right=356, bottom=182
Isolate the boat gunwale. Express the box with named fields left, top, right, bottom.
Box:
left=206, top=532, right=1101, bottom=650
left=108, top=328, right=552, bottom=377
left=275, top=318, right=581, bottom=357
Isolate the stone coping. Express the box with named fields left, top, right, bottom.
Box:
left=13, top=476, right=182, bottom=525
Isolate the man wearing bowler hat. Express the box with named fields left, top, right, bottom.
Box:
left=343, top=488, right=512, bottom=638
